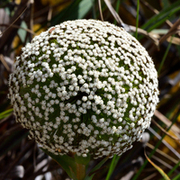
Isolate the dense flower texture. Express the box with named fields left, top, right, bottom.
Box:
left=9, top=19, right=159, bottom=159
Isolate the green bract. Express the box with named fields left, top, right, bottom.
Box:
left=9, top=19, right=159, bottom=159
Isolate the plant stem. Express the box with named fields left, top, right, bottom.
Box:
left=75, top=163, right=86, bottom=180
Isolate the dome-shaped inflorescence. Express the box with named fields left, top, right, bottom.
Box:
left=9, top=19, right=159, bottom=159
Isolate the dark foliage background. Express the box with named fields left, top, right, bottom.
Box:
left=0, top=0, right=180, bottom=180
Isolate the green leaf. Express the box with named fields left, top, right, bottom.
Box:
left=168, top=159, right=180, bottom=178
left=105, top=155, right=120, bottom=180
left=0, top=108, right=13, bottom=120
left=51, top=0, right=94, bottom=26
left=141, top=1, right=180, bottom=32
left=172, top=173, right=180, bottom=180
left=78, top=0, right=94, bottom=19
left=151, top=29, right=168, bottom=34
left=158, top=36, right=173, bottom=75
left=114, top=0, right=121, bottom=24
left=86, top=156, right=109, bottom=180
left=162, top=0, right=170, bottom=9
left=74, top=154, right=91, bottom=165
left=18, top=21, right=27, bottom=43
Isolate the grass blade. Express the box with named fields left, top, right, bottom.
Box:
left=86, top=156, right=109, bottom=179
left=158, top=37, right=173, bottom=75
left=105, top=155, right=120, bottom=180
left=114, top=0, right=121, bottom=24
left=141, top=1, right=180, bottom=32
left=172, top=172, right=180, bottom=180
left=168, top=160, right=180, bottom=178
left=0, top=108, right=13, bottom=119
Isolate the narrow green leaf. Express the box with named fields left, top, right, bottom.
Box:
left=0, top=108, right=13, bottom=120
left=114, top=0, right=121, bottom=24
left=172, top=172, right=180, bottom=180
left=86, top=156, right=109, bottom=179
left=105, top=155, right=120, bottom=180
left=141, top=1, right=180, bottom=31
left=168, top=159, right=180, bottom=177
left=158, top=36, right=173, bottom=75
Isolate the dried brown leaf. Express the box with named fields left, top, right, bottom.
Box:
left=159, top=19, right=180, bottom=44
left=98, top=0, right=104, bottom=21
left=152, top=119, right=180, bottom=142
left=167, top=36, right=180, bottom=45
left=0, top=54, right=11, bottom=71
left=147, top=143, right=179, bottom=164
left=103, top=0, right=124, bottom=26
left=103, top=0, right=159, bottom=46
left=154, top=110, right=180, bottom=139
left=144, top=150, right=171, bottom=180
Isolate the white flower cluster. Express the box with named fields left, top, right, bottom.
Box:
left=9, top=19, right=159, bottom=158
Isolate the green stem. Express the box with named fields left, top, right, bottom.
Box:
left=158, top=36, right=173, bottom=75
left=75, top=163, right=86, bottom=180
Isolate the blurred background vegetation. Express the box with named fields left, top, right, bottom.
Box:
left=0, top=0, right=180, bottom=179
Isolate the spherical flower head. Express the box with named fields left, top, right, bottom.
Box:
left=8, top=19, right=159, bottom=159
